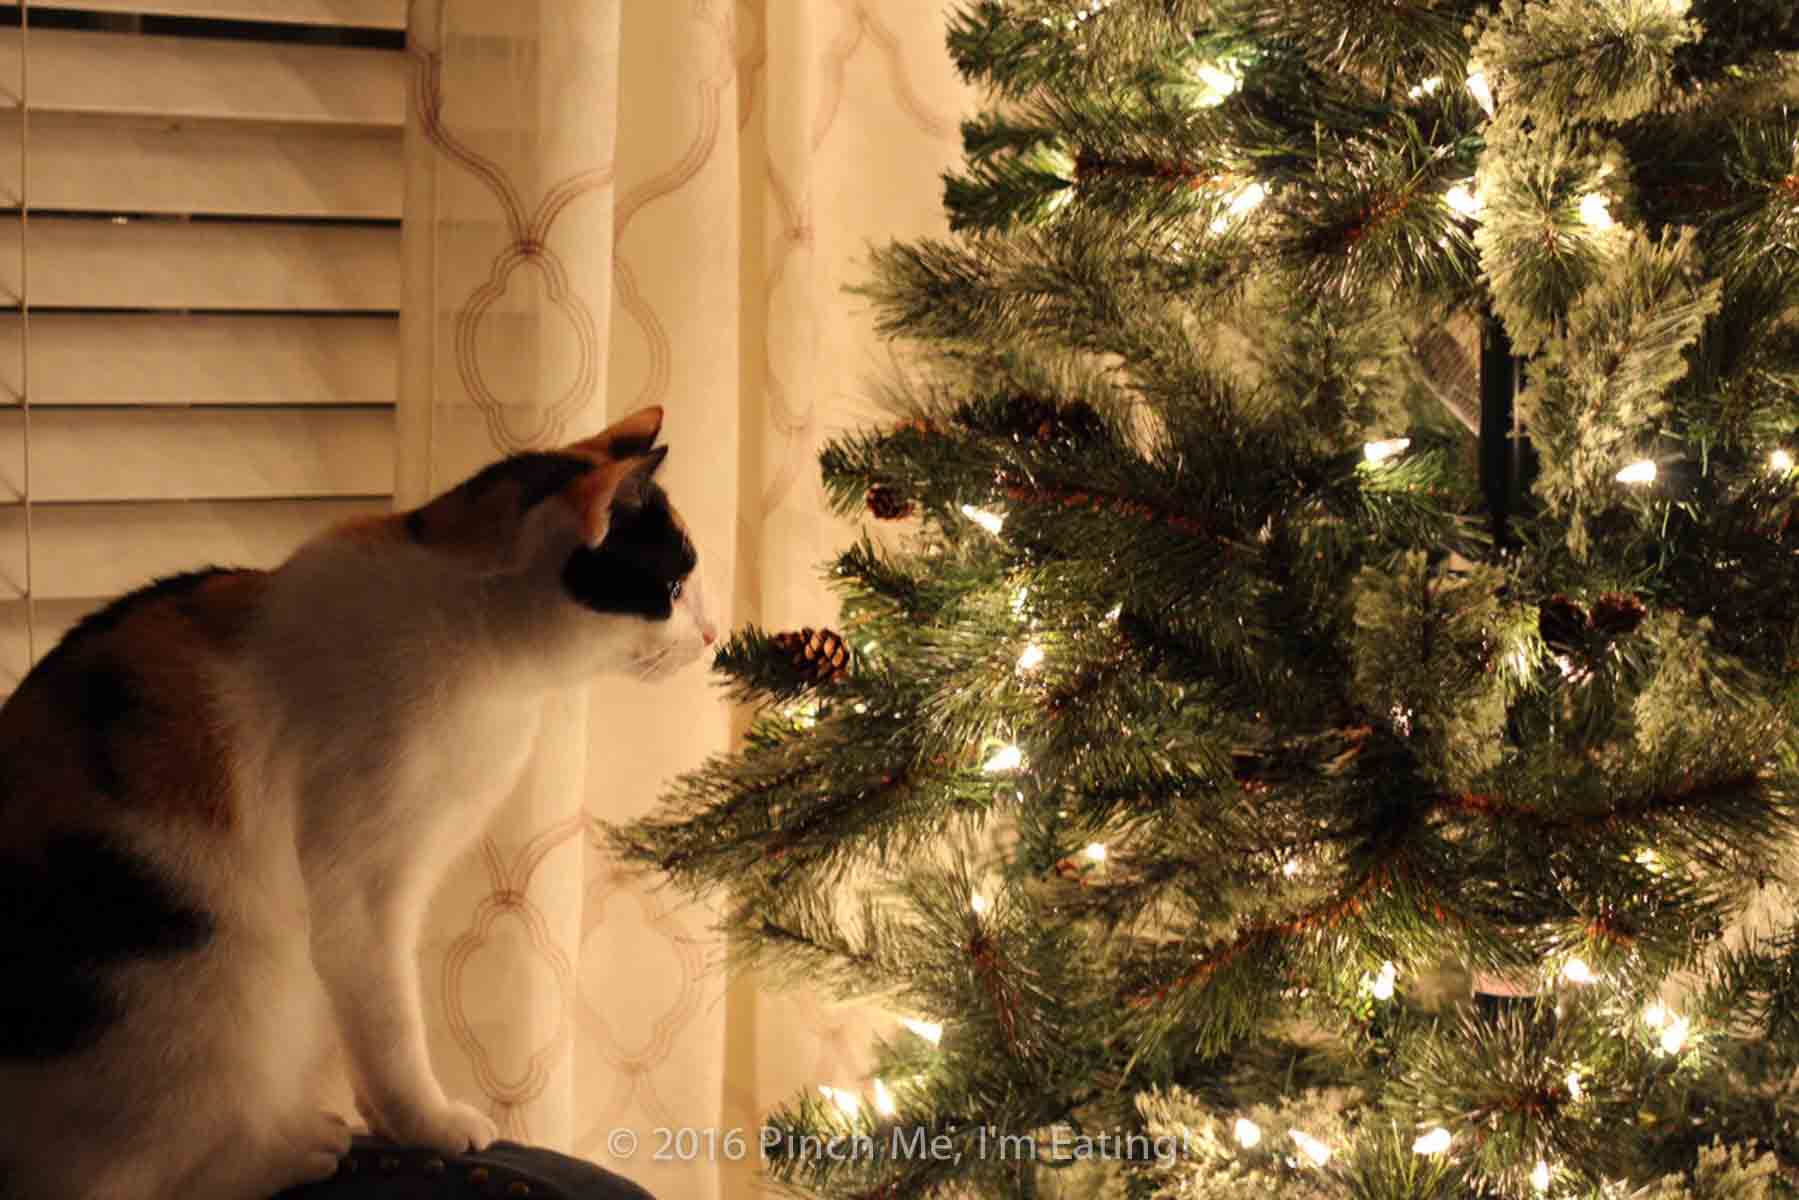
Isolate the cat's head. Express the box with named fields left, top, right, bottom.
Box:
left=404, top=406, right=717, bottom=684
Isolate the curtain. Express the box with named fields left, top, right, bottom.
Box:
left=398, top=2, right=969, bottom=1195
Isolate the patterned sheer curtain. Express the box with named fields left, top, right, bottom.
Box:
left=397, top=3, right=968, bottom=1195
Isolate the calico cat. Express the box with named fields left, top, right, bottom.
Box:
left=0, top=406, right=716, bottom=1200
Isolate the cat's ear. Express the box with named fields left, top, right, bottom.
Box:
left=563, top=447, right=668, bottom=546
left=569, top=406, right=664, bottom=461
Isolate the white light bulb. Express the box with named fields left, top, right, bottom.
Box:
left=1363, top=437, right=1412, bottom=463
left=1282, top=858, right=1302, bottom=877
left=1230, top=182, right=1266, bottom=215
left=1562, top=958, right=1596, bottom=985
left=1084, top=842, right=1108, bottom=862
left=1770, top=448, right=1794, bottom=473
left=1579, top=193, right=1614, bottom=230
left=1210, top=182, right=1266, bottom=232
left=1017, top=644, right=1046, bottom=671
left=1290, top=1129, right=1331, bottom=1167
left=1192, top=62, right=1241, bottom=106
left=1445, top=186, right=1482, bottom=218
left=901, top=1017, right=943, bottom=1045
left=1038, top=145, right=1077, bottom=181
left=1234, top=1117, right=1262, bottom=1148
left=970, top=893, right=991, bottom=916
left=1412, top=1127, right=1451, bottom=1156
left=1465, top=71, right=1495, bottom=114
left=1371, top=961, right=1397, bottom=1001
left=1659, top=1014, right=1690, bottom=1055
left=1565, top=1070, right=1583, bottom=1101
left=872, top=1078, right=897, bottom=1117
left=1409, top=76, right=1444, bottom=99
left=819, top=1086, right=861, bottom=1118
left=1532, top=1159, right=1552, bottom=1193
left=960, top=504, right=1005, bottom=535
left=1616, top=460, right=1657, bottom=485
left=1643, top=1001, right=1668, bottom=1029
left=1104, top=603, right=1123, bottom=622
left=983, top=745, right=1024, bottom=773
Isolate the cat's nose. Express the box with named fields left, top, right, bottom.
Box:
left=701, top=623, right=718, bottom=646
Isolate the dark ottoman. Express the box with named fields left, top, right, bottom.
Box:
left=276, top=1134, right=655, bottom=1200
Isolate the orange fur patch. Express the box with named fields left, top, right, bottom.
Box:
left=567, top=405, right=664, bottom=460
left=0, top=571, right=270, bottom=845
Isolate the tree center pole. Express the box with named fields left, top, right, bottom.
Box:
left=1480, top=309, right=1531, bottom=548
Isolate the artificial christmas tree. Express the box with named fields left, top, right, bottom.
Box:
left=614, top=1, right=1799, bottom=1196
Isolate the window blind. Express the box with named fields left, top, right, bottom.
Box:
left=0, top=0, right=405, bottom=696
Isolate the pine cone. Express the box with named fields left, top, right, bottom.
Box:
left=865, top=484, right=914, bottom=520
left=1540, top=593, right=1646, bottom=660
left=771, top=627, right=852, bottom=685
left=992, top=394, right=1057, bottom=441
left=1537, top=595, right=1589, bottom=654
left=1590, top=592, right=1647, bottom=638
left=1037, top=400, right=1105, bottom=445
left=1230, top=749, right=1272, bottom=793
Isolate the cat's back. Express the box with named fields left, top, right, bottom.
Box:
left=0, top=567, right=271, bottom=854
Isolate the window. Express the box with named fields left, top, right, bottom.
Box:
left=0, top=0, right=405, bottom=694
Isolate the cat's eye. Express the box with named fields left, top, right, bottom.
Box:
left=668, top=579, right=684, bottom=601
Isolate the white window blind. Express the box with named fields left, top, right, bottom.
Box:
left=0, top=0, right=406, bottom=696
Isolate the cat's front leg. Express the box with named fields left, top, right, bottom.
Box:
left=310, top=883, right=498, bottom=1156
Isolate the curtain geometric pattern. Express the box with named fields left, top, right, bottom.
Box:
left=400, top=3, right=967, bottom=1196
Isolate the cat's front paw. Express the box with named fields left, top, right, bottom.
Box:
left=362, top=1096, right=498, bottom=1156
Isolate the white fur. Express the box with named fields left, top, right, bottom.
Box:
left=0, top=494, right=715, bottom=1199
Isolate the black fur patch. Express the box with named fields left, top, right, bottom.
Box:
left=69, top=657, right=138, bottom=733
left=454, top=453, right=597, bottom=515
left=561, top=481, right=696, bottom=621
left=62, top=657, right=141, bottom=798
left=406, top=453, right=598, bottom=546
left=0, top=832, right=214, bottom=1060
